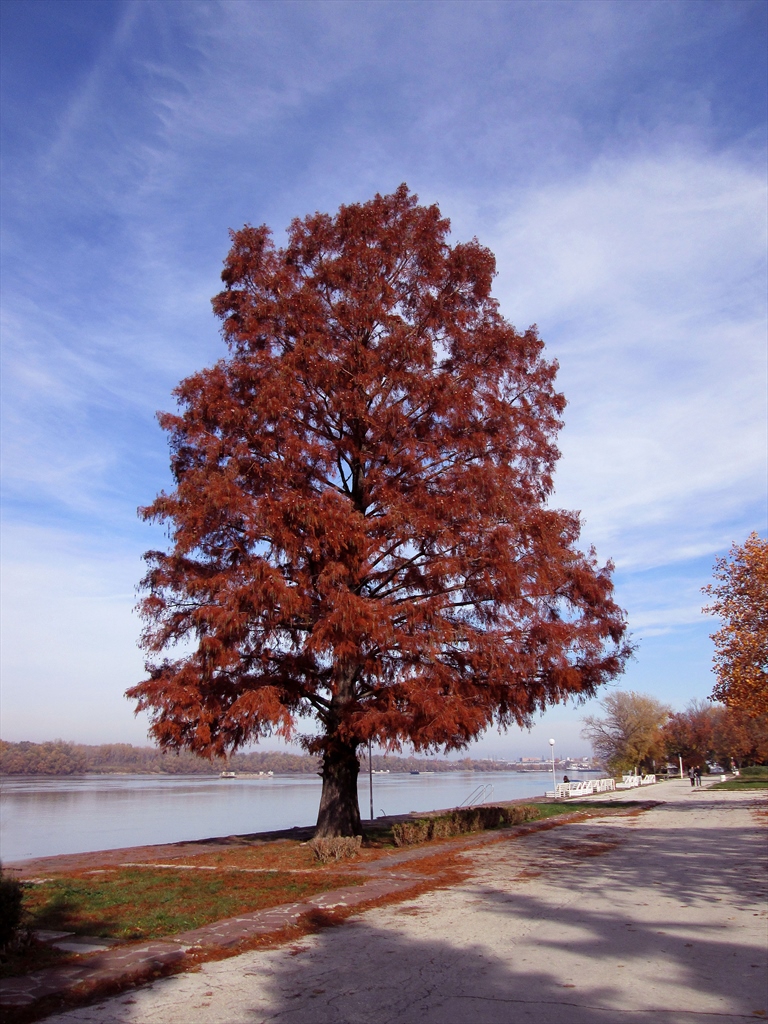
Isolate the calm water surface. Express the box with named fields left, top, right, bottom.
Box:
left=1, top=770, right=592, bottom=862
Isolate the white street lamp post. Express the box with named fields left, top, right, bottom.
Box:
left=549, top=738, right=556, bottom=798
left=368, top=737, right=374, bottom=821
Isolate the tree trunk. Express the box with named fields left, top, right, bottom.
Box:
left=315, top=735, right=362, bottom=837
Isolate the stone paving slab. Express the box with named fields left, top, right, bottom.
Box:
left=47, top=940, right=115, bottom=955
left=0, top=942, right=186, bottom=1008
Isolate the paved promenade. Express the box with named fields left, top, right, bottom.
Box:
left=37, top=781, right=766, bottom=1024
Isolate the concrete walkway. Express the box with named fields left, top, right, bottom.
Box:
left=37, top=782, right=766, bottom=1024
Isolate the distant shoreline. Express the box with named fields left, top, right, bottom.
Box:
left=1, top=766, right=569, bottom=779
left=0, top=739, right=594, bottom=778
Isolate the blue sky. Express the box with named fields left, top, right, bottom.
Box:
left=1, top=0, right=766, bottom=758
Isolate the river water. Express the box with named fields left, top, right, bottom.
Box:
left=1, top=770, right=595, bottom=863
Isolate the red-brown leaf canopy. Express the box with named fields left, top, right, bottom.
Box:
left=128, top=185, right=631, bottom=758
left=703, top=532, right=768, bottom=717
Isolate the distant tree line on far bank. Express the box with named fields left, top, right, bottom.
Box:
left=6, top=693, right=765, bottom=777
left=0, top=741, right=317, bottom=776
left=0, top=740, right=553, bottom=777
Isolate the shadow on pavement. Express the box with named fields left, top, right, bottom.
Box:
left=45, top=791, right=766, bottom=1024
left=214, top=795, right=767, bottom=1024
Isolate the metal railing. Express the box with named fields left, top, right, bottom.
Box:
left=459, top=783, right=494, bottom=807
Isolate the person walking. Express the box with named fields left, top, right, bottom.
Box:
left=688, top=767, right=695, bottom=787
left=694, top=766, right=702, bottom=787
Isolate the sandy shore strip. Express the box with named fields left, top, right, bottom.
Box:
left=25, top=781, right=765, bottom=1024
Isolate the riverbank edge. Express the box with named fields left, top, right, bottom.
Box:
left=4, top=787, right=639, bottom=874
left=2, top=769, right=623, bottom=865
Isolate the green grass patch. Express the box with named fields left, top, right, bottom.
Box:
left=22, top=866, right=363, bottom=941
left=531, top=800, right=634, bottom=819
left=709, top=778, right=768, bottom=791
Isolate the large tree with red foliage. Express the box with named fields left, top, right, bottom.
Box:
left=703, top=532, right=768, bottom=717
left=128, top=186, right=631, bottom=836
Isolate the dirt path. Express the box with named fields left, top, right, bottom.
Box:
left=39, top=782, right=766, bottom=1024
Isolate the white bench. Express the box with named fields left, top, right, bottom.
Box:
left=616, top=774, right=657, bottom=789
left=555, top=778, right=616, bottom=799
left=591, top=777, right=617, bottom=793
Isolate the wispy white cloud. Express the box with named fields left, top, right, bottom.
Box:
left=40, top=2, right=142, bottom=175
left=485, top=150, right=767, bottom=568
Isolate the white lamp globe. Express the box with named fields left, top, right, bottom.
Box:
left=548, top=738, right=555, bottom=746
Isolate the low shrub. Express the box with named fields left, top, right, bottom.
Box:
left=308, top=835, right=363, bottom=863
left=391, top=804, right=539, bottom=847
left=0, top=865, right=24, bottom=951
left=741, top=765, right=768, bottom=778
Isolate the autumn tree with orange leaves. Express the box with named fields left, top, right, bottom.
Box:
left=663, top=701, right=768, bottom=771
left=128, top=186, right=631, bottom=836
left=703, top=533, right=768, bottom=718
